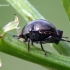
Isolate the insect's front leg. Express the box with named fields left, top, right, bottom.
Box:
left=28, top=38, right=30, bottom=51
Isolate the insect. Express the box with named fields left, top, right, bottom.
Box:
left=13, top=19, right=70, bottom=55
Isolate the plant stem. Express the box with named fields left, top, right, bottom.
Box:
left=53, top=42, right=70, bottom=56
left=0, top=33, right=70, bottom=70
left=7, top=0, right=44, bottom=22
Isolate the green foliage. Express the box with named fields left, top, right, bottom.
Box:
left=7, top=0, right=70, bottom=56
left=0, top=0, right=70, bottom=70
left=0, top=33, right=70, bottom=70
left=62, top=0, right=70, bottom=20
left=52, top=0, right=70, bottom=56
left=53, top=42, right=70, bottom=56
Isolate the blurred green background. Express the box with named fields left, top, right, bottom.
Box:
left=0, top=0, right=70, bottom=70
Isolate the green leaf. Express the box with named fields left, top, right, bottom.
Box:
left=52, top=42, right=70, bottom=56
left=0, top=33, right=70, bottom=70
left=62, top=0, right=70, bottom=20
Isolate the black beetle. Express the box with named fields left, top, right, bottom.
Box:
left=13, top=19, right=70, bottom=55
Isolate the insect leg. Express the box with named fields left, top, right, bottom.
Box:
left=13, top=35, right=20, bottom=39
left=31, top=41, right=34, bottom=46
left=28, top=38, right=30, bottom=51
left=40, top=41, right=46, bottom=55
left=53, top=37, right=70, bottom=43
left=60, top=38, right=70, bottom=43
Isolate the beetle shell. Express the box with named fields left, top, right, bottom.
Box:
left=20, top=19, right=63, bottom=44
left=22, top=19, right=56, bottom=35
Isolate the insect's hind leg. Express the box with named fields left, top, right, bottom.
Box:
left=31, top=41, right=34, bottom=46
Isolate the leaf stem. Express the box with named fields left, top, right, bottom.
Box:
left=0, top=33, right=70, bottom=70
left=7, top=0, right=44, bottom=22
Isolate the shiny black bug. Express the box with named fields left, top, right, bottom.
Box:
left=13, top=19, right=70, bottom=55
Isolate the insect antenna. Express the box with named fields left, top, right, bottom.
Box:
left=61, top=38, right=70, bottom=43
left=62, top=37, right=69, bottom=39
